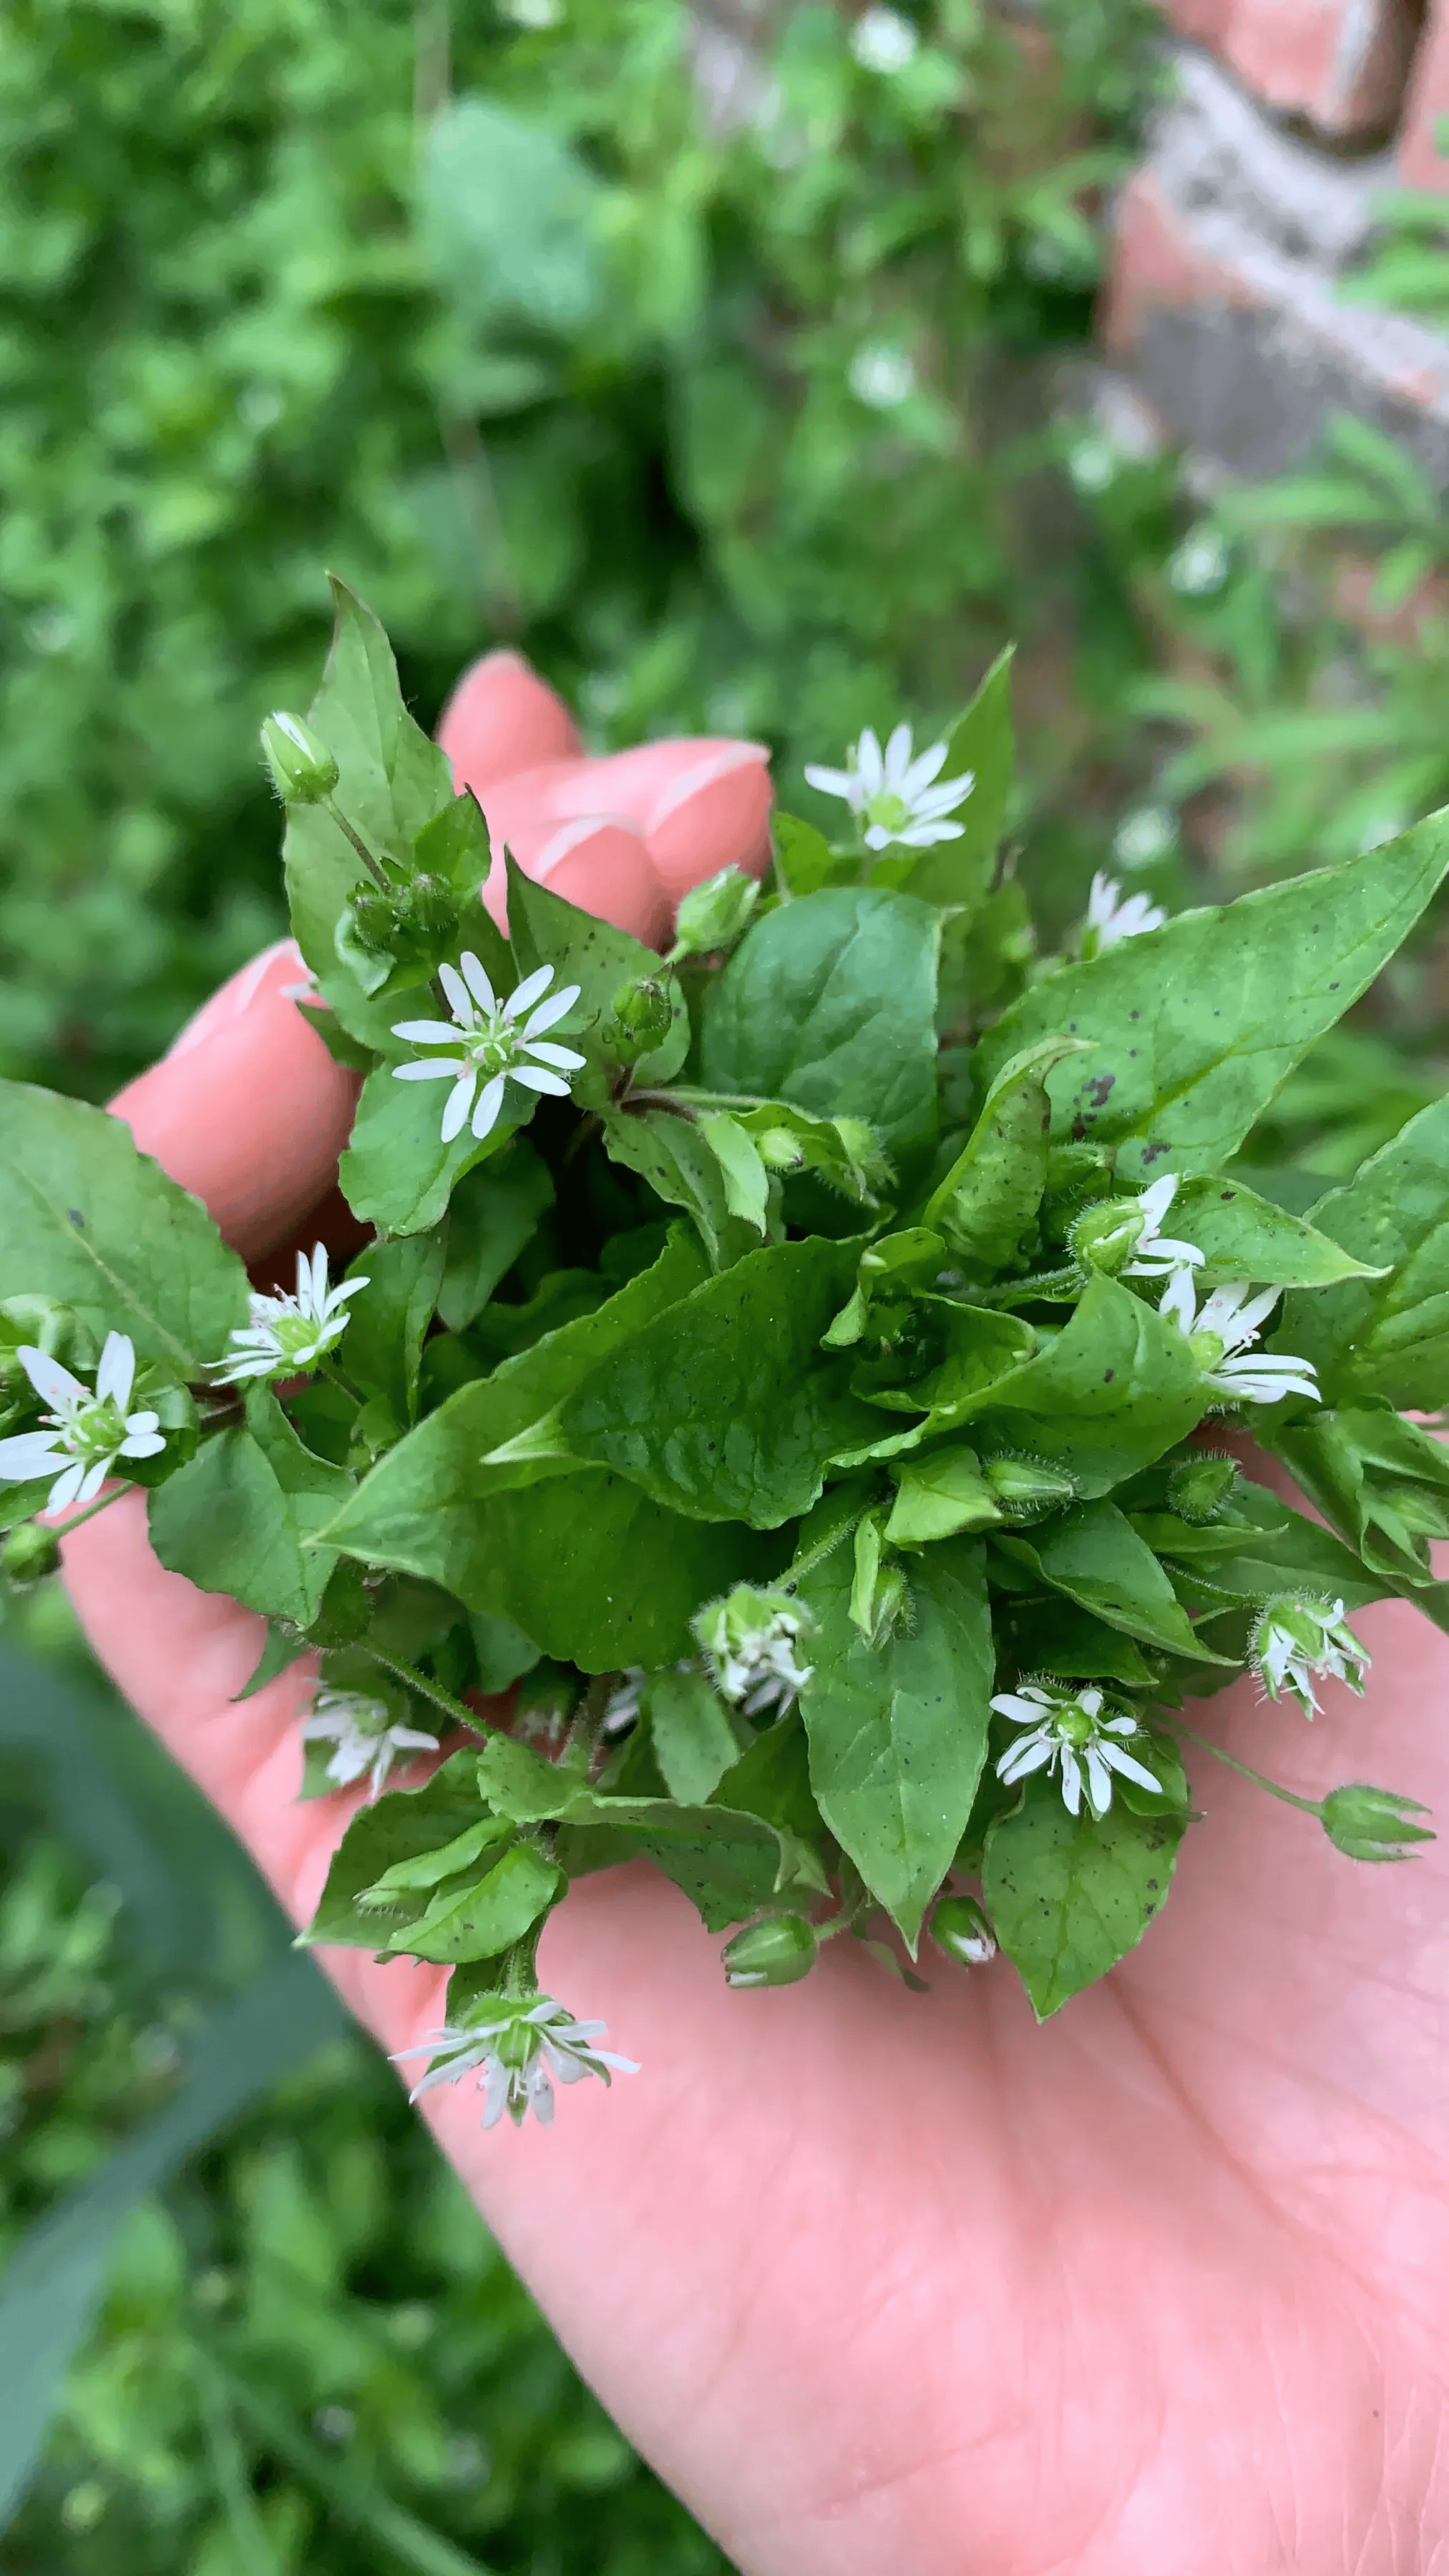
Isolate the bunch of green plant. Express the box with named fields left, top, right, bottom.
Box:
left=0, top=0, right=1158, bottom=1103
left=0, top=1644, right=725, bottom=2570
left=6, top=588, right=1446, bottom=2127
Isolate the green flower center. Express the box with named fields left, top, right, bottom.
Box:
left=864, top=789, right=912, bottom=836
left=466, top=1019, right=518, bottom=1079
left=1055, top=1704, right=1099, bottom=1748
left=273, top=1312, right=330, bottom=1362
left=1190, top=1329, right=1226, bottom=1372
left=67, top=1397, right=128, bottom=1465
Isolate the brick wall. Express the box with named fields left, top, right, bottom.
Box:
left=1104, top=0, right=1449, bottom=489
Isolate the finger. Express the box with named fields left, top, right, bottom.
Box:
left=478, top=790, right=670, bottom=947
left=109, top=940, right=358, bottom=1262
left=437, top=650, right=582, bottom=792
left=520, top=740, right=773, bottom=899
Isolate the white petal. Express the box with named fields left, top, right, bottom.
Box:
left=508, top=1064, right=570, bottom=1096
left=863, top=821, right=892, bottom=850
left=1060, top=1749, right=1084, bottom=1815
left=855, top=729, right=884, bottom=795
left=895, top=819, right=964, bottom=847
left=899, top=738, right=949, bottom=798
left=393, top=1055, right=468, bottom=1081
left=881, top=722, right=914, bottom=789
left=18, top=1347, right=88, bottom=1410
left=119, top=1429, right=166, bottom=1460
left=471, top=1074, right=507, bottom=1138
left=1158, top=1270, right=1199, bottom=1335
left=390, top=1018, right=467, bottom=1044
left=521, top=1039, right=587, bottom=1070
left=440, top=1070, right=478, bottom=1143
left=1138, top=1175, right=1178, bottom=1227
left=997, top=1735, right=1053, bottom=1784
left=1196, top=1280, right=1253, bottom=1340
left=76, top=1458, right=111, bottom=1504
left=324, top=1274, right=369, bottom=1307
left=1083, top=1746, right=1114, bottom=1818
left=1099, top=1742, right=1165, bottom=1796
left=390, top=1726, right=441, bottom=1754
left=47, top=1460, right=89, bottom=1509
left=1221, top=1284, right=1282, bottom=1350
left=803, top=764, right=857, bottom=801
left=437, top=962, right=476, bottom=1026
left=990, top=1690, right=1052, bottom=1720
left=94, top=1332, right=137, bottom=1410
left=0, top=1430, right=67, bottom=1481
left=479, top=2062, right=512, bottom=2129
left=459, top=951, right=499, bottom=1015
left=521, top=983, right=582, bottom=1039
left=911, top=771, right=975, bottom=818
left=1078, top=1686, right=1104, bottom=1717
left=504, top=962, right=555, bottom=1020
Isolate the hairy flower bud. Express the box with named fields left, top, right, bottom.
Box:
left=985, top=1455, right=1076, bottom=1517
left=1167, top=1452, right=1239, bottom=1523
left=721, top=1911, right=819, bottom=1989
left=930, top=1894, right=997, bottom=1967
left=1, top=1521, right=61, bottom=1584
left=1070, top=1196, right=1145, bottom=1277
left=342, top=889, right=399, bottom=957
left=755, top=1126, right=806, bottom=1171
left=403, top=872, right=462, bottom=940
left=1320, top=1782, right=1435, bottom=1863
left=260, top=711, right=339, bottom=804
left=602, top=976, right=675, bottom=1065
left=668, top=864, right=761, bottom=962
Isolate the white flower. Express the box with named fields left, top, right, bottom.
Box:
left=0, top=1334, right=166, bottom=1511
left=1169, top=526, right=1230, bottom=597
left=392, top=1995, right=639, bottom=2130
left=211, top=1244, right=369, bottom=1387
left=693, top=1584, right=814, bottom=1717
left=992, top=1681, right=1163, bottom=1821
left=1113, top=806, right=1175, bottom=870
left=849, top=6, right=919, bottom=72
left=1252, top=1598, right=1370, bottom=1719
left=1084, top=871, right=1166, bottom=950
left=804, top=722, right=974, bottom=852
left=847, top=345, right=916, bottom=410
left=602, top=1667, right=648, bottom=1734
left=1074, top=1174, right=1204, bottom=1282
left=1066, top=434, right=1120, bottom=496
left=301, top=1687, right=439, bottom=1801
left=391, top=955, right=585, bottom=1146
left=1159, top=1270, right=1321, bottom=1407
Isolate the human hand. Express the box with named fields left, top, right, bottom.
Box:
left=61, top=655, right=1449, bottom=2574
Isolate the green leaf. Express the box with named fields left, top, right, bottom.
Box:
left=602, top=1107, right=759, bottom=1271
left=885, top=1444, right=1002, bottom=1543
left=283, top=579, right=457, bottom=1027
left=710, top=1709, right=824, bottom=1850
left=772, top=811, right=837, bottom=896
left=645, top=1669, right=742, bottom=1806
left=797, top=1539, right=995, bottom=1948
left=822, top=1226, right=946, bottom=1347
left=339, top=1055, right=535, bottom=1238
left=983, top=1782, right=1186, bottom=2017
left=506, top=856, right=686, bottom=1080
left=897, top=645, right=1015, bottom=906
left=1172, top=1176, right=1384, bottom=1287
left=698, top=1111, right=771, bottom=1234
left=923, top=1037, right=1088, bottom=1269
left=701, top=887, right=942, bottom=1153
left=393, top=1843, right=563, bottom=1964
left=341, top=1231, right=447, bottom=1425
left=306, top=1752, right=504, bottom=1948
left=1278, top=1093, right=1449, bottom=1406
left=148, top=1388, right=353, bottom=1626
left=557, top=1235, right=883, bottom=1527
left=421, top=95, right=603, bottom=338
left=975, top=815, right=1449, bottom=1182
left=0, top=1080, right=249, bottom=1371
left=1267, top=1405, right=1449, bottom=1595
left=0, top=1954, right=341, bottom=2529
left=964, top=1272, right=1205, bottom=1496
left=437, top=1142, right=555, bottom=1332
left=997, top=1500, right=1230, bottom=1662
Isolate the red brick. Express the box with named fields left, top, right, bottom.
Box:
left=1158, top=0, right=1416, bottom=137
left=1398, top=1, right=1449, bottom=188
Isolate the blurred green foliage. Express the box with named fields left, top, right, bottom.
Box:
left=9, top=0, right=1449, bottom=2561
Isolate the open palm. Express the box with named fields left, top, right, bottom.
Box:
left=62, top=654, right=1449, bottom=2574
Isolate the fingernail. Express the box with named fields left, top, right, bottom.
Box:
left=645, top=750, right=773, bottom=904
left=165, top=939, right=308, bottom=1060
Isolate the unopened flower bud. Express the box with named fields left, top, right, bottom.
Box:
left=260, top=711, right=339, bottom=804
left=1, top=1522, right=61, bottom=1584
left=1168, top=1453, right=1239, bottom=1524
left=1070, top=1196, right=1143, bottom=1276
left=985, top=1455, right=1076, bottom=1517
left=1320, top=1782, right=1435, bottom=1863
left=755, top=1126, right=806, bottom=1171
left=721, top=1911, right=818, bottom=1989
left=930, top=1894, right=997, bottom=1967
left=668, top=864, right=761, bottom=962
left=343, top=889, right=399, bottom=957
left=602, top=977, right=675, bottom=1065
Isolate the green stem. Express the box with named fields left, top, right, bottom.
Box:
left=968, top=1264, right=1083, bottom=1309
left=365, top=1649, right=483, bottom=1736
left=51, top=1482, right=132, bottom=1538
left=1168, top=1717, right=1322, bottom=1816
left=323, top=794, right=391, bottom=892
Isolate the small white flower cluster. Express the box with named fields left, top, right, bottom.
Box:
left=805, top=722, right=975, bottom=851
left=391, top=956, right=585, bottom=1146
left=212, top=1244, right=369, bottom=1387
left=393, top=1995, right=638, bottom=2131
left=694, top=1586, right=814, bottom=1717
left=301, top=1686, right=439, bottom=1801
left=992, top=1681, right=1163, bottom=1821
left=1252, top=1598, right=1370, bottom=1719
left=0, top=1334, right=165, bottom=1511
left=1159, top=1272, right=1320, bottom=1408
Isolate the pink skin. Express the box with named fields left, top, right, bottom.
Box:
left=61, top=653, right=1449, bottom=2572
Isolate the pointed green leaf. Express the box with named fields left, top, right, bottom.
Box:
left=923, top=1037, right=1088, bottom=1269
left=997, top=1499, right=1231, bottom=1662
left=602, top=1106, right=759, bottom=1271
left=339, top=1057, right=535, bottom=1238
left=975, top=815, right=1449, bottom=1181
left=645, top=1669, right=741, bottom=1806
left=1279, top=1093, right=1449, bottom=1406
left=392, top=1843, right=563, bottom=1963
left=983, top=1782, right=1186, bottom=2017
left=437, top=1143, right=555, bottom=1332
left=965, top=1272, right=1205, bottom=1496
left=897, top=645, right=1015, bottom=906
left=1173, top=1175, right=1385, bottom=1287
left=148, top=1390, right=353, bottom=1626
left=306, top=1754, right=507, bottom=1947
